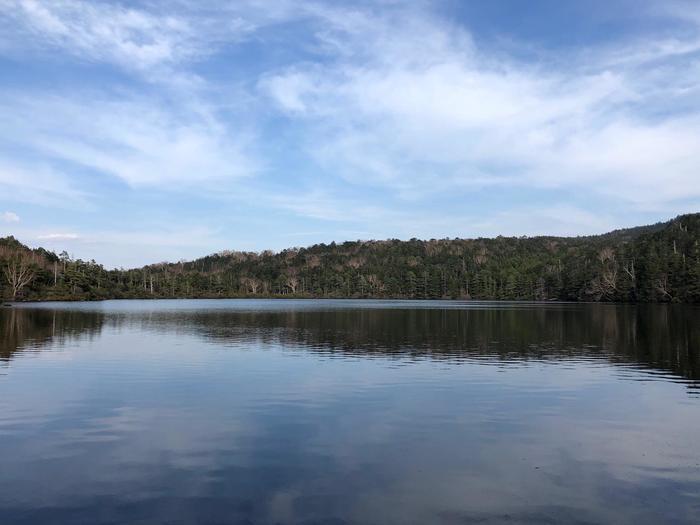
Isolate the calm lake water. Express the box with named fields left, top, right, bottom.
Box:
left=1, top=299, right=699, bottom=524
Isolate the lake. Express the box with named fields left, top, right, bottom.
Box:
left=1, top=299, right=699, bottom=524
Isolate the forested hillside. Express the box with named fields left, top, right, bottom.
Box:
left=2, top=214, right=699, bottom=302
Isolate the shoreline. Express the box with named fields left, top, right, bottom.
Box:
left=3, top=296, right=689, bottom=305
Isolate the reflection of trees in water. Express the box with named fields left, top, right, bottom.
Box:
left=0, top=307, right=104, bottom=361
left=184, top=306, right=700, bottom=381
left=2, top=304, right=698, bottom=381
left=597, top=305, right=700, bottom=380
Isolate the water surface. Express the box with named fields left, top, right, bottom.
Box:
left=1, top=300, right=699, bottom=524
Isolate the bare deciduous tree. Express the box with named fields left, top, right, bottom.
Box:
left=474, top=247, right=488, bottom=266
left=622, top=259, right=636, bottom=283
left=366, top=274, right=384, bottom=293
left=241, top=276, right=262, bottom=294
left=587, top=247, right=619, bottom=300
left=286, top=275, right=300, bottom=294
left=656, top=274, right=673, bottom=300
left=622, top=258, right=637, bottom=294
left=3, top=253, right=36, bottom=300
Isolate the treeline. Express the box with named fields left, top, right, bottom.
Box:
left=2, top=213, right=700, bottom=302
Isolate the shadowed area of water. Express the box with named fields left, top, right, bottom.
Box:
left=1, top=300, right=699, bottom=524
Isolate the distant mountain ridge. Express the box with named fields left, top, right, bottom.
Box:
left=2, top=213, right=699, bottom=302
left=595, top=220, right=669, bottom=242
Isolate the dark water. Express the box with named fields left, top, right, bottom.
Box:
left=1, top=300, right=699, bottom=524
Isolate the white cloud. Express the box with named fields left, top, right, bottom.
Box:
left=3, top=2, right=698, bottom=209
left=1, top=0, right=197, bottom=71
left=261, top=4, right=700, bottom=207
left=542, top=118, right=700, bottom=203
left=0, top=94, right=258, bottom=188
left=37, top=232, right=79, bottom=240
left=653, top=0, right=700, bottom=28
left=2, top=211, right=19, bottom=223
left=0, top=0, right=305, bottom=74
left=0, top=1, right=264, bottom=208
left=261, top=72, right=318, bottom=113
left=268, top=188, right=390, bottom=222
left=0, top=159, right=89, bottom=208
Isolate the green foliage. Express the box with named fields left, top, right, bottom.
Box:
left=2, top=214, right=699, bottom=302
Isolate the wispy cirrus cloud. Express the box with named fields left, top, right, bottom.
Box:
left=0, top=1, right=267, bottom=197
left=0, top=0, right=304, bottom=74
left=0, top=0, right=196, bottom=72
left=261, top=3, right=700, bottom=207
left=0, top=91, right=259, bottom=189
left=0, top=159, right=89, bottom=208
left=37, top=232, right=79, bottom=240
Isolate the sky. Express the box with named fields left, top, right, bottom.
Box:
left=0, top=0, right=699, bottom=268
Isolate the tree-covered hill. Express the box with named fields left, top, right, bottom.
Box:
left=2, top=214, right=699, bottom=302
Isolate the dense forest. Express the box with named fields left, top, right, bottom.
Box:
left=2, top=213, right=699, bottom=303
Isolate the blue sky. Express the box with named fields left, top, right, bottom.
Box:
left=0, top=0, right=699, bottom=268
